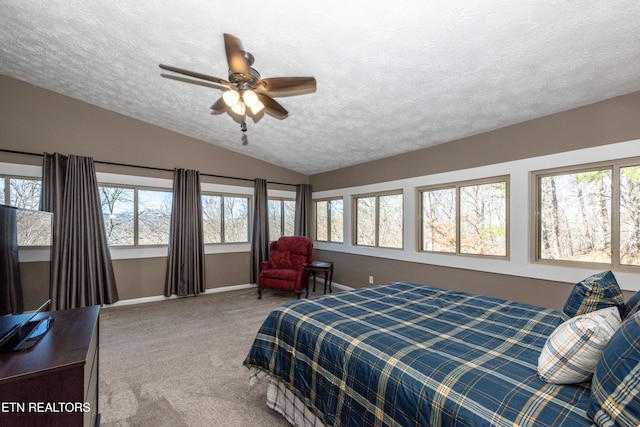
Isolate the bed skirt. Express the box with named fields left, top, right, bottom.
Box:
left=266, top=375, right=325, bottom=427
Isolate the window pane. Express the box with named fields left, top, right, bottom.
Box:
left=620, top=165, right=640, bottom=265
left=0, top=177, right=5, bottom=204
left=224, top=196, right=249, bottom=243
left=421, top=188, right=456, bottom=252
left=356, top=197, right=376, bottom=246
left=460, top=182, right=507, bottom=256
left=138, top=189, right=172, bottom=245
left=202, top=194, right=222, bottom=244
left=268, top=199, right=282, bottom=241
left=539, top=170, right=611, bottom=262
left=316, top=201, right=328, bottom=241
left=330, top=199, right=343, bottom=243
left=16, top=209, right=52, bottom=246
left=284, top=200, right=295, bottom=236
left=100, top=186, right=135, bottom=246
left=9, top=178, right=41, bottom=210
left=379, top=194, right=403, bottom=248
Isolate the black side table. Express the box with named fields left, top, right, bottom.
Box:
left=306, top=261, right=334, bottom=295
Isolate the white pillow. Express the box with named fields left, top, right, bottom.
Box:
left=538, top=306, right=621, bottom=384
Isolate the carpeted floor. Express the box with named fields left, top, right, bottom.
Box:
left=98, top=286, right=329, bottom=427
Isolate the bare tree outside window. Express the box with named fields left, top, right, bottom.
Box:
left=99, top=186, right=134, bottom=246
left=7, top=178, right=46, bottom=246
left=268, top=199, right=295, bottom=241
left=355, top=193, right=402, bottom=248
left=538, top=170, right=611, bottom=263
left=224, top=196, right=249, bottom=243
left=460, top=182, right=507, bottom=256
left=356, top=196, right=376, bottom=246
left=138, top=189, right=172, bottom=245
left=330, top=199, right=343, bottom=242
left=284, top=200, right=295, bottom=236
left=619, top=165, right=640, bottom=265
left=422, top=188, right=456, bottom=252
left=379, top=194, right=403, bottom=248
left=268, top=199, right=282, bottom=241
left=202, top=194, right=222, bottom=244
left=315, top=199, right=344, bottom=243
left=9, top=178, right=41, bottom=210
left=315, top=200, right=328, bottom=241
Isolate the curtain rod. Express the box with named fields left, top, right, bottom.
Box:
left=0, top=148, right=299, bottom=187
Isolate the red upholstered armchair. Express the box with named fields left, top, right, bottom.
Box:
left=258, top=236, right=313, bottom=299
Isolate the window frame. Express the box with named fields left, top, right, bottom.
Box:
left=267, top=197, right=296, bottom=241
left=99, top=183, right=173, bottom=248
left=1, top=175, right=42, bottom=210
left=418, top=175, right=510, bottom=259
left=352, top=190, right=404, bottom=249
left=531, top=157, right=640, bottom=271
left=314, top=197, right=344, bottom=243
left=202, top=191, right=251, bottom=245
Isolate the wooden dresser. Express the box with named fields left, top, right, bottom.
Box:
left=0, top=306, right=100, bottom=427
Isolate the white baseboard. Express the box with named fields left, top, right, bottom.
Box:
left=103, top=281, right=353, bottom=309
left=102, top=283, right=257, bottom=308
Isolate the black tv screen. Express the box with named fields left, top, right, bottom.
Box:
left=0, top=205, right=52, bottom=338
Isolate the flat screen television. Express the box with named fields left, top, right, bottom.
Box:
left=0, top=204, right=53, bottom=353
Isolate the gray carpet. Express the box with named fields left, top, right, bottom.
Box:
left=99, top=286, right=328, bottom=427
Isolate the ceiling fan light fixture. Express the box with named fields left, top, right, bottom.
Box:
left=222, top=89, right=240, bottom=107
left=242, top=89, right=259, bottom=108
left=231, top=102, right=246, bottom=115
left=250, top=101, right=265, bottom=115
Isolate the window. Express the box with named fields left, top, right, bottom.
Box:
left=202, top=194, right=250, bottom=244
left=2, top=176, right=42, bottom=210
left=268, top=198, right=295, bottom=241
left=535, top=160, right=640, bottom=267
left=99, top=185, right=172, bottom=246
left=354, top=192, right=403, bottom=248
left=315, top=198, right=343, bottom=243
left=1, top=176, right=45, bottom=247
left=420, top=177, right=508, bottom=257
left=421, top=187, right=456, bottom=253
left=100, top=186, right=135, bottom=246
left=620, top=165, right=640, bottom=266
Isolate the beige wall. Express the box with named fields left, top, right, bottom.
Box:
left=0, top=75, right=308, bottom=188
left=0, top=75, right=304, bottom=301
left=310, top=90, right=640, bottom=191
left=3, top=75, right=639, bottom=307
left=310, top=91, right=640, bottom=308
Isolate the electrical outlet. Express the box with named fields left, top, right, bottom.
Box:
left=368, top=276, right=374, bottom=285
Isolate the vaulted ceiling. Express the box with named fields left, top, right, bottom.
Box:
left=2, top=1, right=640, bottom=174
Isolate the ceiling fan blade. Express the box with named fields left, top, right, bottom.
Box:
left=210, top=96, right=227, bottom=112
left=258, top=93, right=288, bottom=119
left=159, top=64, right=230, bottom=86
left=256, top=77, right=316, bottom=96
left=223, top=33, right=250, bottom=76
left=161, top=73, right=227, bottom=92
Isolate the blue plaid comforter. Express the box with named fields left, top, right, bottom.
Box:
left=244, top=282, right=594, bottom=426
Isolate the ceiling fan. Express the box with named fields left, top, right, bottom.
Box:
left=160, top=33, right=316, bottom=132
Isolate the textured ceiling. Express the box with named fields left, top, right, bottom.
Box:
left=1, top=1, right=640, bottom=175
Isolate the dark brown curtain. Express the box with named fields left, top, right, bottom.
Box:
left=164, top=169, right=205, bottom=296
left=42, top=153, right=119, bottom=310
left=294, top=184, right=312, bottom=237
left=0, top=206, right=23, bottom=315
left=250, top=178, right=270, bottom=284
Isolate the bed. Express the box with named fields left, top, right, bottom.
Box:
left=244, top=280, right=638, bottom=426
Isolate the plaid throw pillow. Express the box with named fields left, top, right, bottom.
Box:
left=625, top=290, right=640, bottom=319
left=561, top=271, right=625, bottom=322
left=538, top=307, right=621, bottom=384
left=589, top=312, right=640, bottom=427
